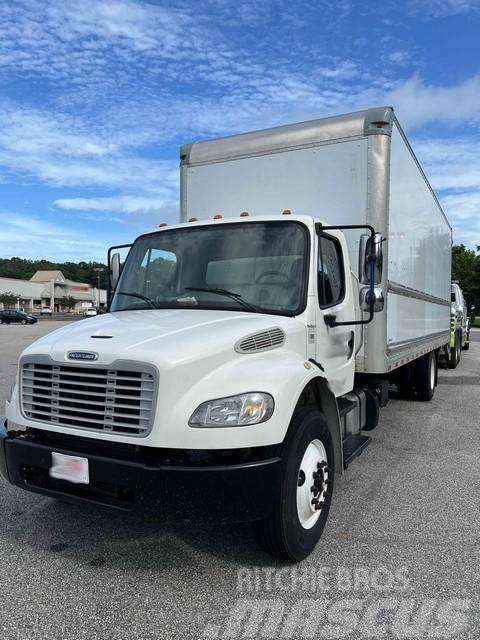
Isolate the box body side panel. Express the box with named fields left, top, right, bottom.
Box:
left=386, top=122, right=451, bottom=352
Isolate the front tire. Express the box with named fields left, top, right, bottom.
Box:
left=256, top=408, right=334, bottom=562
left=415, top=351, right=436, bottom=401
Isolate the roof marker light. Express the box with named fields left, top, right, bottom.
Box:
left=159, top=223, right=168, bottom=227
left=282, top=209, right=292, bottom=215
left=188, top=217, right=197, bottom=222
left=240, top=211, right=249, bottom=217
left=213, top=214, right=223, bottom=219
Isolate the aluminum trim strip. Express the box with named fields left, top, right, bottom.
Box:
left=388, top=282, right=451, bottom=307
left=387, top=330, right=449, bottom=355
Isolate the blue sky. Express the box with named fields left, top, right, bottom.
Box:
left=0, top=0, right=479, bottom=262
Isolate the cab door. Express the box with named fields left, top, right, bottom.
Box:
left=314, top=231, right=356, bottom=396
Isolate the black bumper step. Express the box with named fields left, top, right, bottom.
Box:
left=342, top=434, right=371, bottom=469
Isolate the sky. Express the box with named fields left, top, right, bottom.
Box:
left=0, top=0, right=479, bottom=263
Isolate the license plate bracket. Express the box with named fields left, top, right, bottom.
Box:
left=49, top=452, right=90, bottom=485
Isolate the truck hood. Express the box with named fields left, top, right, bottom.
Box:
left=23, top=309, right=306, bottom=367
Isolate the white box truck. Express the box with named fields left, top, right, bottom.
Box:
left=1, top=107, right=451, bottom=561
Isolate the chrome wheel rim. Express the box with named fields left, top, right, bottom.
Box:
left=296, top=439, right=330, bottom=530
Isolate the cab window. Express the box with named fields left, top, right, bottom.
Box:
left=318, top=235, right=344, bottom=308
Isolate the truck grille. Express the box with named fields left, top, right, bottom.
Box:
left=21, top=362, right=156, bottom=436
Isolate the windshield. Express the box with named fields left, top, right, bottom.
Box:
left=111, top=221, right=309, bottom=316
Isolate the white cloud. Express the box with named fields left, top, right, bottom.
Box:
left=385, top=75, right=480, bottom=128
left=53, top=196, right=179, bottom=226
left=0, top=106, right=178, bottom=193
left=407, top=0, right=479, bottom=17
left=413, top=137, right=480, bottom=191
left=441, top=192, right=480, bottom=247
left=388, top=51, right=410, bottom=65
left=0, top=212, right=129, bottom=262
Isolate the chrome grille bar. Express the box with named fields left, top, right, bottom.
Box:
left=21, top=361, right=156, bottom=436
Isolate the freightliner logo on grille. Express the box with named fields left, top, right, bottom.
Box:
left=67, top=351, right=99, bottom=361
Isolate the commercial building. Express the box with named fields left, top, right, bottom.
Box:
left=0, top=270, right=106, bottom=313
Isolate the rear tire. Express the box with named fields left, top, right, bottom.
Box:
left=415, top=351, right=436, bottom=401
left=448, top=335, right=460, bottom=369
left=256, top=408, right=334, bottom=562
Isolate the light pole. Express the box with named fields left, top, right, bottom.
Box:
left=93, top=267, right=104, bottom=308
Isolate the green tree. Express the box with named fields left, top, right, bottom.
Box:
left=452, top=244, right=480, bottom=310
left=0, top=291, right=18, bottom=308
left=59, top=296, right=76, bottom=311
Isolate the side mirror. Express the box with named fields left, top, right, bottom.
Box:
left=359, top=233, right=384, bottom=285
left=360, top=287, right=385, bottom=313
left=110, top=252, right=121, bottom=289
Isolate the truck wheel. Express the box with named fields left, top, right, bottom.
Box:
left=415, top=351, right=436, bottom=401
left=448, top=335, right=460, bottom=369
left=256, top=408, right=334, bottom=562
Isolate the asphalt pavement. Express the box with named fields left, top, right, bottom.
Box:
left=0, top=322, right=479, bottom=639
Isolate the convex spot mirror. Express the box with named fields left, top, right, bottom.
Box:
left=360, top=287, right=385, bottom=313
left=110, top=252, right=121, bottom=289
left=359, top=233, right=384, bottom=285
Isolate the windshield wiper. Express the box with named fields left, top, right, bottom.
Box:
left=184, top=287, right=261, bottom=313
left=116, top=291, right=159, bottom=309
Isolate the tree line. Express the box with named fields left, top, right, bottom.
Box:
left=0, top=257, right=108, bottom=288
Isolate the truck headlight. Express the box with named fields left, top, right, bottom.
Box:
left=189, top=392, right=274, bottom=428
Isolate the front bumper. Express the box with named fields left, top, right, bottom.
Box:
left=0, top=420, right=282, bottom=521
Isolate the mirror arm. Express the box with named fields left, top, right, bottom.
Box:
left=316, top=223, right=377, bottom=328
left=324, top=310, right=374, bottom=328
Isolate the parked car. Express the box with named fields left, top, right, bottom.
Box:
left=84, top=307, right=97, bottom=317
left=0, top=310, right=37, bottom=325
left=40, top=306, right=53, bottom=315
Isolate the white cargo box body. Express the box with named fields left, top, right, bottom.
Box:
left=180, top=107, right=451, bottom=374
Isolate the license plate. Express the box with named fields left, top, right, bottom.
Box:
left=49, top=452, right=90, bottom=485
